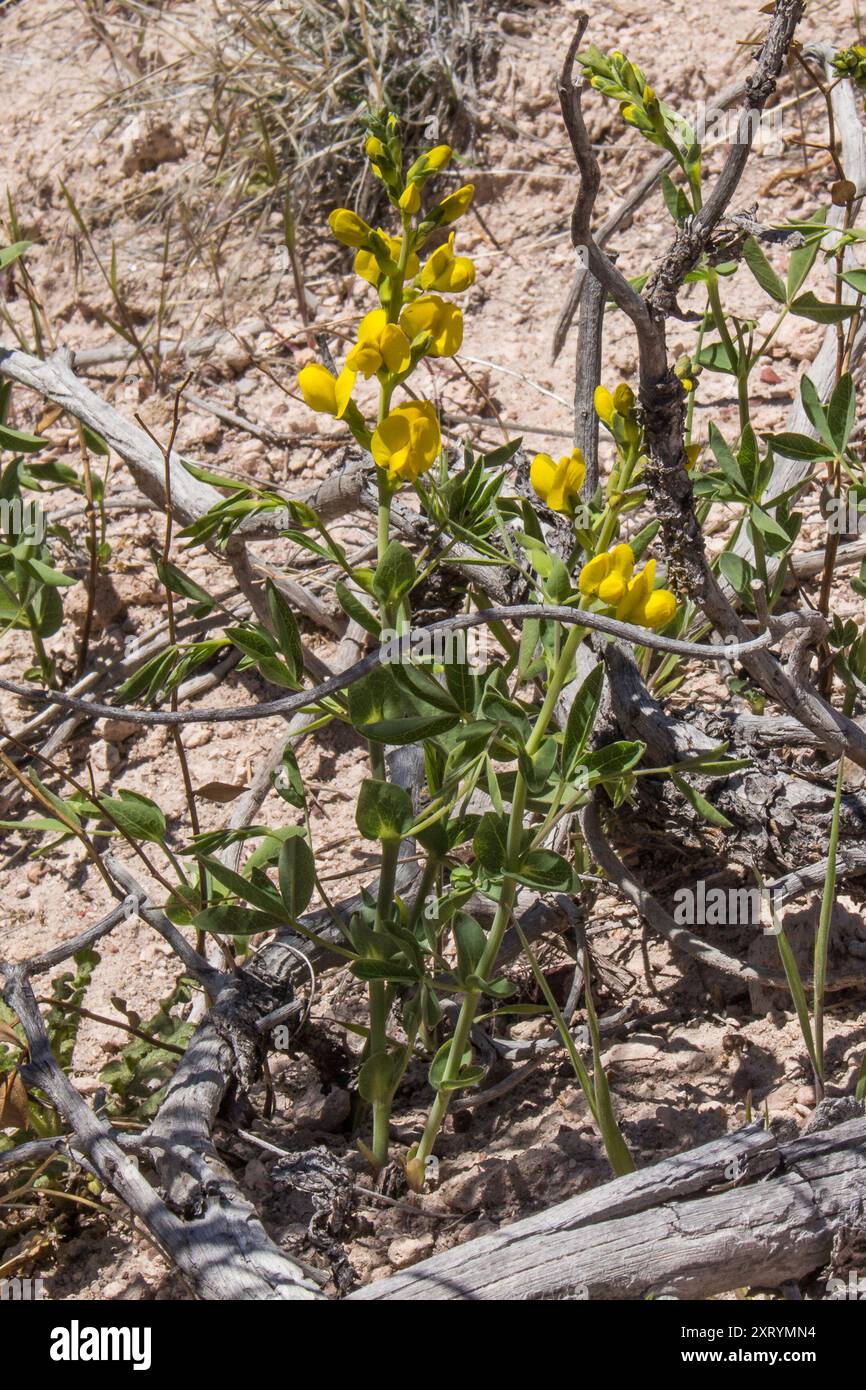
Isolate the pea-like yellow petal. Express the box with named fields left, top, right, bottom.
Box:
left=578, top=553, right=611, bottom=596
left=372, top=401, right=441, bottom=484
left=297, top=363, right=338, bottom=414
left=597, top=572, right=627, bottom=605
left=530, top=453, right=556, bottom=502
left=334, top=367, right=356, bottom=418
left=609, top=543, right=635, bottom=579
left=640, top=590, right=677, bottom=629
left=380, top=324, right=412, bottom=374
left=594, top=385, right=615, bottom=426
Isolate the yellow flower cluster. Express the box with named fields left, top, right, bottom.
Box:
left=578, top=544, right=677, bottom=630
left=530, top=448, right=587, bottom=517
left=594, top=381, right=641, bottom=448
left=296, top=129, right=477, bottom=488
left=372, top=402, right=441, bottom=485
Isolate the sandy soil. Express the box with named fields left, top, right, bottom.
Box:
left=0, top=0, right=864, bottom=1298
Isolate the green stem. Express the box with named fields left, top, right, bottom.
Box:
left=707, top=274, right=750, bottom=433
left=412, top=623, right=585, bottom=1177
left=369, top=836, right=401, bottom=1168
left=812, top=692, right=853, bottom=1097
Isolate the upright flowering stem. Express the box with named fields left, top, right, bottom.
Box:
left=367, top=211, right=416, bottom=1167
left=411, top=621, right=586, bottom=1178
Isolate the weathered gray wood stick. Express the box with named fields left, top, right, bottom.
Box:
left=348, top=1117, right=866, bottom=1300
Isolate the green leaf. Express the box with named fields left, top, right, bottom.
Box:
left=335, top=581, right=380, bottom=636
left=743, top=236, right=786, bottom=303
left=767, top=432, right=833, bottom=461
left=750, top=505, right=794, bottom=545
left=840, top=267, right=866, bottom=295
left=0, top=240, right=33, bottom=270
left=356, top=778, right=413, bottom=842
left=153, top=557, right=215, bottom=614
left=789, top=292, right=856, bottom=324
left=453, top=912, right=487, bottom=983
left=718, top=550, right=756, bottom=602
left=696, top=340, right=738, bottom=375
left=358, top=1051, right=406, bottom=1103
left=360, top=713, right=459, bottom=744
left=513, top=849, right=578, bottom=893
left=200, top=858, right=284, bottom=915
left=473, top=811, right=509, bottom=874
left=827, top=372, right=855, bottom=452
left=25, top=557, right=76, bottom=587
left=99, top=790, right=166, bottom=843
left=582, top=741, right=645, bottom=784
left=265, top=582, right=304, bottom=683
left=273, top=747, right=306, bottom=809
left=82, top=426, right=110, bottom=456
left=671, top=773, right=732, bottom=828
left=195, top=906, right=286, bottom=936
left=563, top=663, right=604, bottom=775
left=428, top=1040, right=482, bottom=1093
left=787, top=227, right=822, bottom=298
left=278, top=832, right=316, bottom=919
left=372, top=540, right=416, bottom=608
left=0, top=423, right=47, bottom=453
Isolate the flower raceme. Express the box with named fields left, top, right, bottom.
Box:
left=372, top=401, right=441, bottom=484
left=346, top=309, right=411, bottom=379
left=400, top=295, right=463, bottom=357
left=530, top=448, right=587, bottom=517
left=297, top=363, right=357, bottom=418
left=579, top=544, right=677, bottom=630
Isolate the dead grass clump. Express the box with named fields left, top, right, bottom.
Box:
left=83, top=0, right=509, bottom=237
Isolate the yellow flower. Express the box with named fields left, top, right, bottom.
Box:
left=328, top=208, right=371, bottom=248
left=419, top=232, right=475, bottom=293
left=594, top=385, right=615, bottom=426
left=424, top=144, right=453, bottom=171
left=400, top=294, right=463, bottom=357
left=354, top=233, right=420, bottom=286
left=613, top=383, right=635, bottom=415
left=580, top=546, right=677, bottom=630
left=437, top=184, right=475, bottom=224
left=406, top=145, right=454, bottom=182
left=345, top=309, right=412, bottom=379
left=297, top=363, right=356, bottom=417
left=530, top=448, right=587, bottom=517
left=641, top=589, right=677, bottom=628
left=399, top=183, right=421, bottom=215
left=371, top=401, right=441, bottom=484
left=365, top=137, right=385, bottom=160
left=578, top=543, right=634, bottom=599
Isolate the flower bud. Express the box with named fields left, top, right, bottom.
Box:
left=594, top=385, right=615, bottom=426
left=328, top=208, right=372, bottom=248
left=399, top=183, right=421, bottom=214
left=438, top=183, right=474, bottom=224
